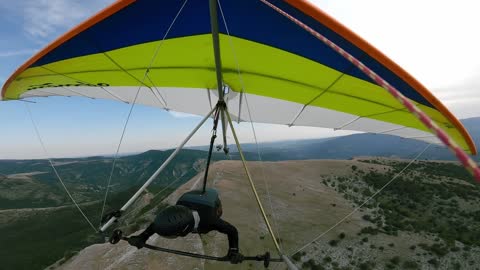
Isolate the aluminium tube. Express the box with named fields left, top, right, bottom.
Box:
left=208, top=0, right=225, bottom=102
left=100, top=106, right=217, bottom=232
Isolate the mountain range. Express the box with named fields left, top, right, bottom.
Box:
left=190, top=117, right=480, bottom=162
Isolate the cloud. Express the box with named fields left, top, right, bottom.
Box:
left=431, top=72, right=480, bottom=118
left=312, top=0, right=480, bottom=89
left=23, top=0, right=90, bottom=39
left=0, top=49, right=38, bottom=58
left=168, top=111, right=201, bottom=118
left=22, top=0, right=113, bottom=40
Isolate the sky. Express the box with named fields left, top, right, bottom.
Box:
left=1, top=0, right=479, bottom=159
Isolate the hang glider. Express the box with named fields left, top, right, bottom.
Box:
left=2, top=0, right=476, bottom=155
left=2, top=1, right=480, bottom=268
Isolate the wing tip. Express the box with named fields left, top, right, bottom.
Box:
left=1, top=0, right=136, bottom=101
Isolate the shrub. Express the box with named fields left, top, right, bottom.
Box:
left=329, top=240, right=338, bottom=246
left=428, top=258, right=439, bottom=268
left=292, top=252, right=302, bottom=261
left=390, top=256, right=400, bottom=265
left=402, top=260, right=419, bottom=269
left=360, top=226, right=378, bottom=235
left=358, top=261, right=376, bottom=270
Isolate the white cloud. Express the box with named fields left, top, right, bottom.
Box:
left=0, top=49, right=38, bottom=57
left=168, top=111, right=201, bottom=118
left=432, top=72, right=480, bottom=118
left=312, top=0, right=480, bottom=89
left=21, top=0, right=113, bottom=40
left=23, top=0, right=88, bottom=39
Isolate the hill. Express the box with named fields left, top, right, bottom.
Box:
left=0, top=149, right=213, bottom=270
left=0, top=149, right=214, bottom=210
left=56, top=158, right=480, bottom=270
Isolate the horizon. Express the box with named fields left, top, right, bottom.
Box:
left=0, top=133, right=343, bottom=160
left=2, top=114, right=480, bottom=161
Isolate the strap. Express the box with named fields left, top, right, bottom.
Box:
left=202, top=101, right=224, bottom=193
left=192, top=210, right=200, bottom=231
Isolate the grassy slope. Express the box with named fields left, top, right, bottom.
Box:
left=0, top=204, right=101, bottom=270
left=0, top=149, right=216, bottom=210
left=0, top=150, right=209, bottom=270
left=292, top=158, right=480, bottom=270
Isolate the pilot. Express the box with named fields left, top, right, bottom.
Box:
left=127, top=188, right=243, bottom=264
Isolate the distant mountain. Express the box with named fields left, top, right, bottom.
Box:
left=187, top=137, right=333, bottom=152
left=319, top=117, right=480, bottom=161
left=0, top=149, right=213, bottom=209
left=226, top=117, right=480, bottom=162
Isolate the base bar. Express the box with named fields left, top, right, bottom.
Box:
left=282, top=255, right=300, bottom=270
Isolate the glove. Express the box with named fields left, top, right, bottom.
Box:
left=127, top=235, right=148, bottom=249
left=227, top=248, right=244, bottom=264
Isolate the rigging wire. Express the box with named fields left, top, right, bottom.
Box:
left=98, top=0, right=190, bottom=225
left=225, top=109, right=283, bottom=255
left=24, top=103, right=99, bottom=233
left=244, top=95, right=284, bottom=249
left=217, top=0, right=284, bottom=250
left=290, top=144, right=432, bottom=256
left=99, top=87, right=141, bottom=226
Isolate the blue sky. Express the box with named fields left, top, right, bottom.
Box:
left=1, top=0, right=480, bottom=159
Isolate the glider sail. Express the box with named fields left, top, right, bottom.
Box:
left=3, top=0, right=480, bottom=268
left=2, top=0, right=476, bottom=155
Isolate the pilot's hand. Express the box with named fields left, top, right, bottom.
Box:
left=227, top=248, right=244, bottom=264
left=128, top=235, right=147, bottom=249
